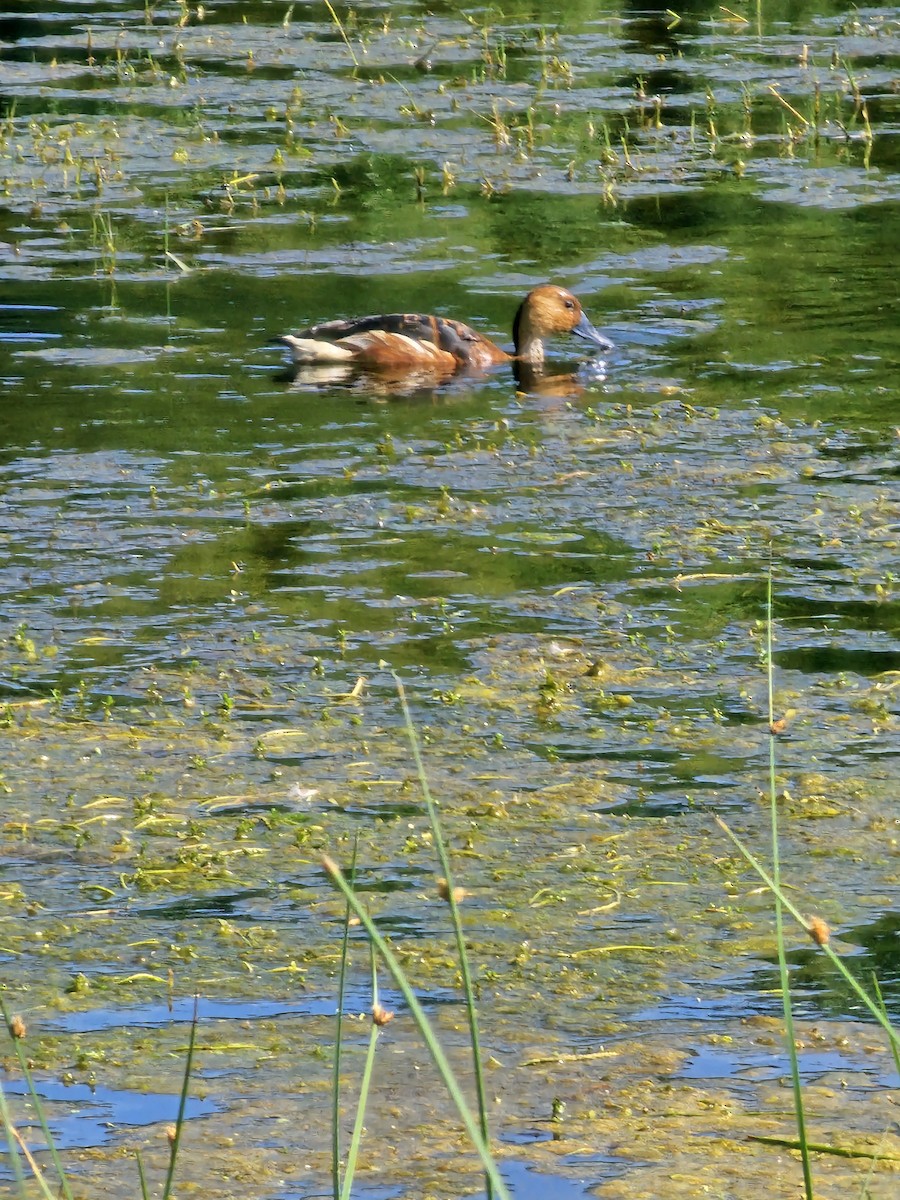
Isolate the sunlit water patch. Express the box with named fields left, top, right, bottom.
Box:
left=1, top=1075, right=220, bottom=1152
left=47, top=992, right=404, bottom=1034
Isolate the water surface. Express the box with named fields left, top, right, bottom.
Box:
left=2, top=1, right=899, bottom=1197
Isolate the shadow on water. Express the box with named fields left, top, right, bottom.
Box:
left=749, top=912, right=900, bottom=1026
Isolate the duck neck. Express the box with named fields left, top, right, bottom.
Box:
left=511, top=303, right=546, bottom=364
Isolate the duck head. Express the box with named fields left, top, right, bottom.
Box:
left=512, top=284, right=613, bottom=363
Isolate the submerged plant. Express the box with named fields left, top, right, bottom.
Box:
left=91, top=208, right=117, bottom=275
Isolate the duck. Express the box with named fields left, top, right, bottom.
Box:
left=273, top=284, right=613, bottom=375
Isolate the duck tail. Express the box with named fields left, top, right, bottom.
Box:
left=272, top=335, right=356, bottom=364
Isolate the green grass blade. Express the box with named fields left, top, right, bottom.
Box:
left=340, top=944, right=381, bottom=1200
left=161, top=994, right=199, bottom=1200
left=340, top=1022, right=379, bottom=1200
left=873, top=975, right=900, bottom=1076
left=322, top=854, right=511, bottom=1200
left=135, top=1148, right=151, bottom=1200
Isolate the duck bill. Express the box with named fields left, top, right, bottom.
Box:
left=572, top=312, right=614, bottom=353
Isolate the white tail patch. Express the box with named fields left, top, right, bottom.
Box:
left=279, top=335, right=356, bottom=364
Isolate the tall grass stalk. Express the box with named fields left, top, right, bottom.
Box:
left=322, top=853, right=512, bottom=1200
left=323, top=0, right=359, bottom=68
left=717, top=570, right=900, bottom=1185
left=340, top=945, right=383, bottom=1200
left=161, top=994, right=199, bottom=1200
left=1, top=995, right=199, bottom=1199
left=393, top=672, right=492, bottom=1159
left=136, top=1149, right=151, bottom=1200
left=0, top=1077, right=35, bottom=1198
left=0, top=997, right=75, bottom=1200
left=331, top=835, right=359, bottom=1200
left=761, top=570, right=814, bottom=1200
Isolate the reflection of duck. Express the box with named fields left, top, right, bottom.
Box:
left=514, top=363, right=604, bottom=400
left=273, top=284, right=613, bottom=377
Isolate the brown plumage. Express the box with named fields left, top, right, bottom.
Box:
left=273, top=284, right=613, bottom=374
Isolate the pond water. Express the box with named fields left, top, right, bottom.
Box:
left=1, top=1, right=899, bottom=1197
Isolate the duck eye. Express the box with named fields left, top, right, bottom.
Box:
left=564, top=298, right=575, bottom=310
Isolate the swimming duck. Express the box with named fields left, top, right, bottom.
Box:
left=273, top=284, right=613, bottom=374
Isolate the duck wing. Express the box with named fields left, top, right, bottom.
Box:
left=280, top=312, right=507, bottom=369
